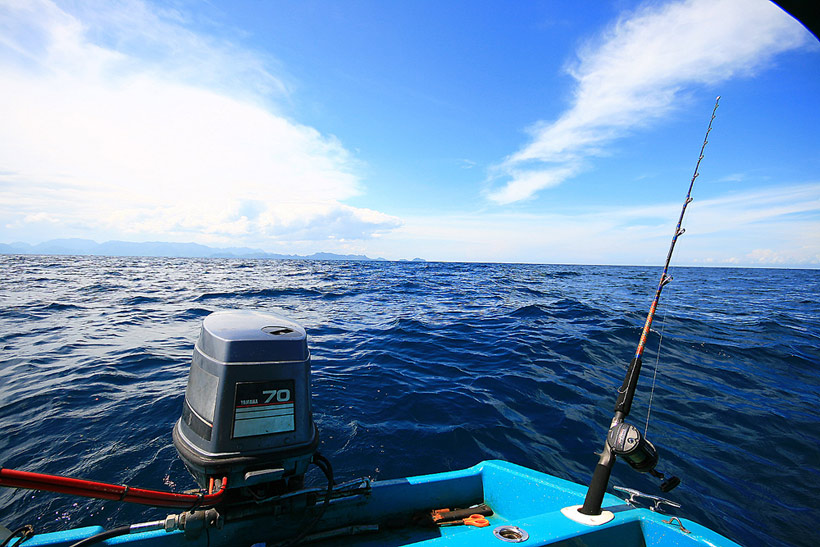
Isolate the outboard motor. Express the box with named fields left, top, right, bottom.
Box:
left=173, top=310, right=319, bottom=491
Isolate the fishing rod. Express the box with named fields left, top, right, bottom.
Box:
left=577, top=96, right=720, bottom=518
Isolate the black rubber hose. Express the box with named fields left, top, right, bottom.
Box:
left=68, top=525, right=131, bottom=547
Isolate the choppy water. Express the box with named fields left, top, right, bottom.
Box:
left=1, top=255, right=818, bottom=546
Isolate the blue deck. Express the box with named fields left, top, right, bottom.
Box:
left=22, top=461, right=740, bottom=547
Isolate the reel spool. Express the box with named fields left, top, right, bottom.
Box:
left=607, top=422, right=680, bottom=492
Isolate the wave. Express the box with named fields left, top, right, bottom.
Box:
left=195, top=287, right=324, bottom=301
left=0, top=256, right=817, bottom=547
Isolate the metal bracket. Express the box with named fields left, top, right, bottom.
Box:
left=662, top=516, right=691, bottom=534
left=613, top=485, right=681, bottom=513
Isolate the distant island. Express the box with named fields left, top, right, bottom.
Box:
left=0, top=238, right=426, bottom=263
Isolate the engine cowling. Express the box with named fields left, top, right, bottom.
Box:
left=173, top=310, right=318, bottom=490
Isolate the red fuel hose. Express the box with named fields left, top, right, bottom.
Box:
left=0, top=468, right=227, bottom=509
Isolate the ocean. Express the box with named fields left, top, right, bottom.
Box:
left=0, top=255, right=818, bottom=546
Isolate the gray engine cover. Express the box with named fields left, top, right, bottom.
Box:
left=173, top=310, right=318, bottom=488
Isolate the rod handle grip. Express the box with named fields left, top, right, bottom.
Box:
left=579, top=463, right=614, bottom=516
left=614, top=357, right=642, bottom=416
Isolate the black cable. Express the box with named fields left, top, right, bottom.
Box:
left=0, top=525, right=34, bottom=547
left=277, top=453, right=335, bottom=547
left=313, top=454, right=335, bottom=486
left=67, top=525, right=131, bottom=547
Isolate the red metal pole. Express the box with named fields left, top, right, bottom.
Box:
left=0, top=467, right=227, bottom=509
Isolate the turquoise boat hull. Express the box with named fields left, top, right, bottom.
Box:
left=20, top=460, right=739, bottom=546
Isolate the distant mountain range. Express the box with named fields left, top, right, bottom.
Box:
left=0, top=238, right=426, bottom=262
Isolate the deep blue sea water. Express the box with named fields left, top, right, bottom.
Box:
left=1, top=255, right=818, bottom=547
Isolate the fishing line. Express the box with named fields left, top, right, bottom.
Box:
left=644, top=308, right=668, bottom=438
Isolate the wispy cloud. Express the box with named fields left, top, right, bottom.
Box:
left=487, top=0, right=811, bottom=204
left=385, top=183, right=820, bottom=266
left=0, top=0, right=400, bottom=250
left=718, top=173, right=746, bottom=183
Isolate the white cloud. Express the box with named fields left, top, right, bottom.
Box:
left=484, top=165, right=579, bottom=205
left=684, top=184, right=820, bottom=234
left=378, top=183, right=820, bottom=266
left=0, top=0, right=400, bottom=248
left=718, top=173, right=746, bottom=183
left=24, top=212, right=60, bottom=224
left=487, top=0, right=811, bottom=204
left=744, top=249, right=799, bottom=265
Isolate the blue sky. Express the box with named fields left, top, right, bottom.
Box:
left=1, top=0, right=818, bottom=266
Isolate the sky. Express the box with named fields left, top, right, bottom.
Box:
left=1, top=0, right=818, bottom=266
